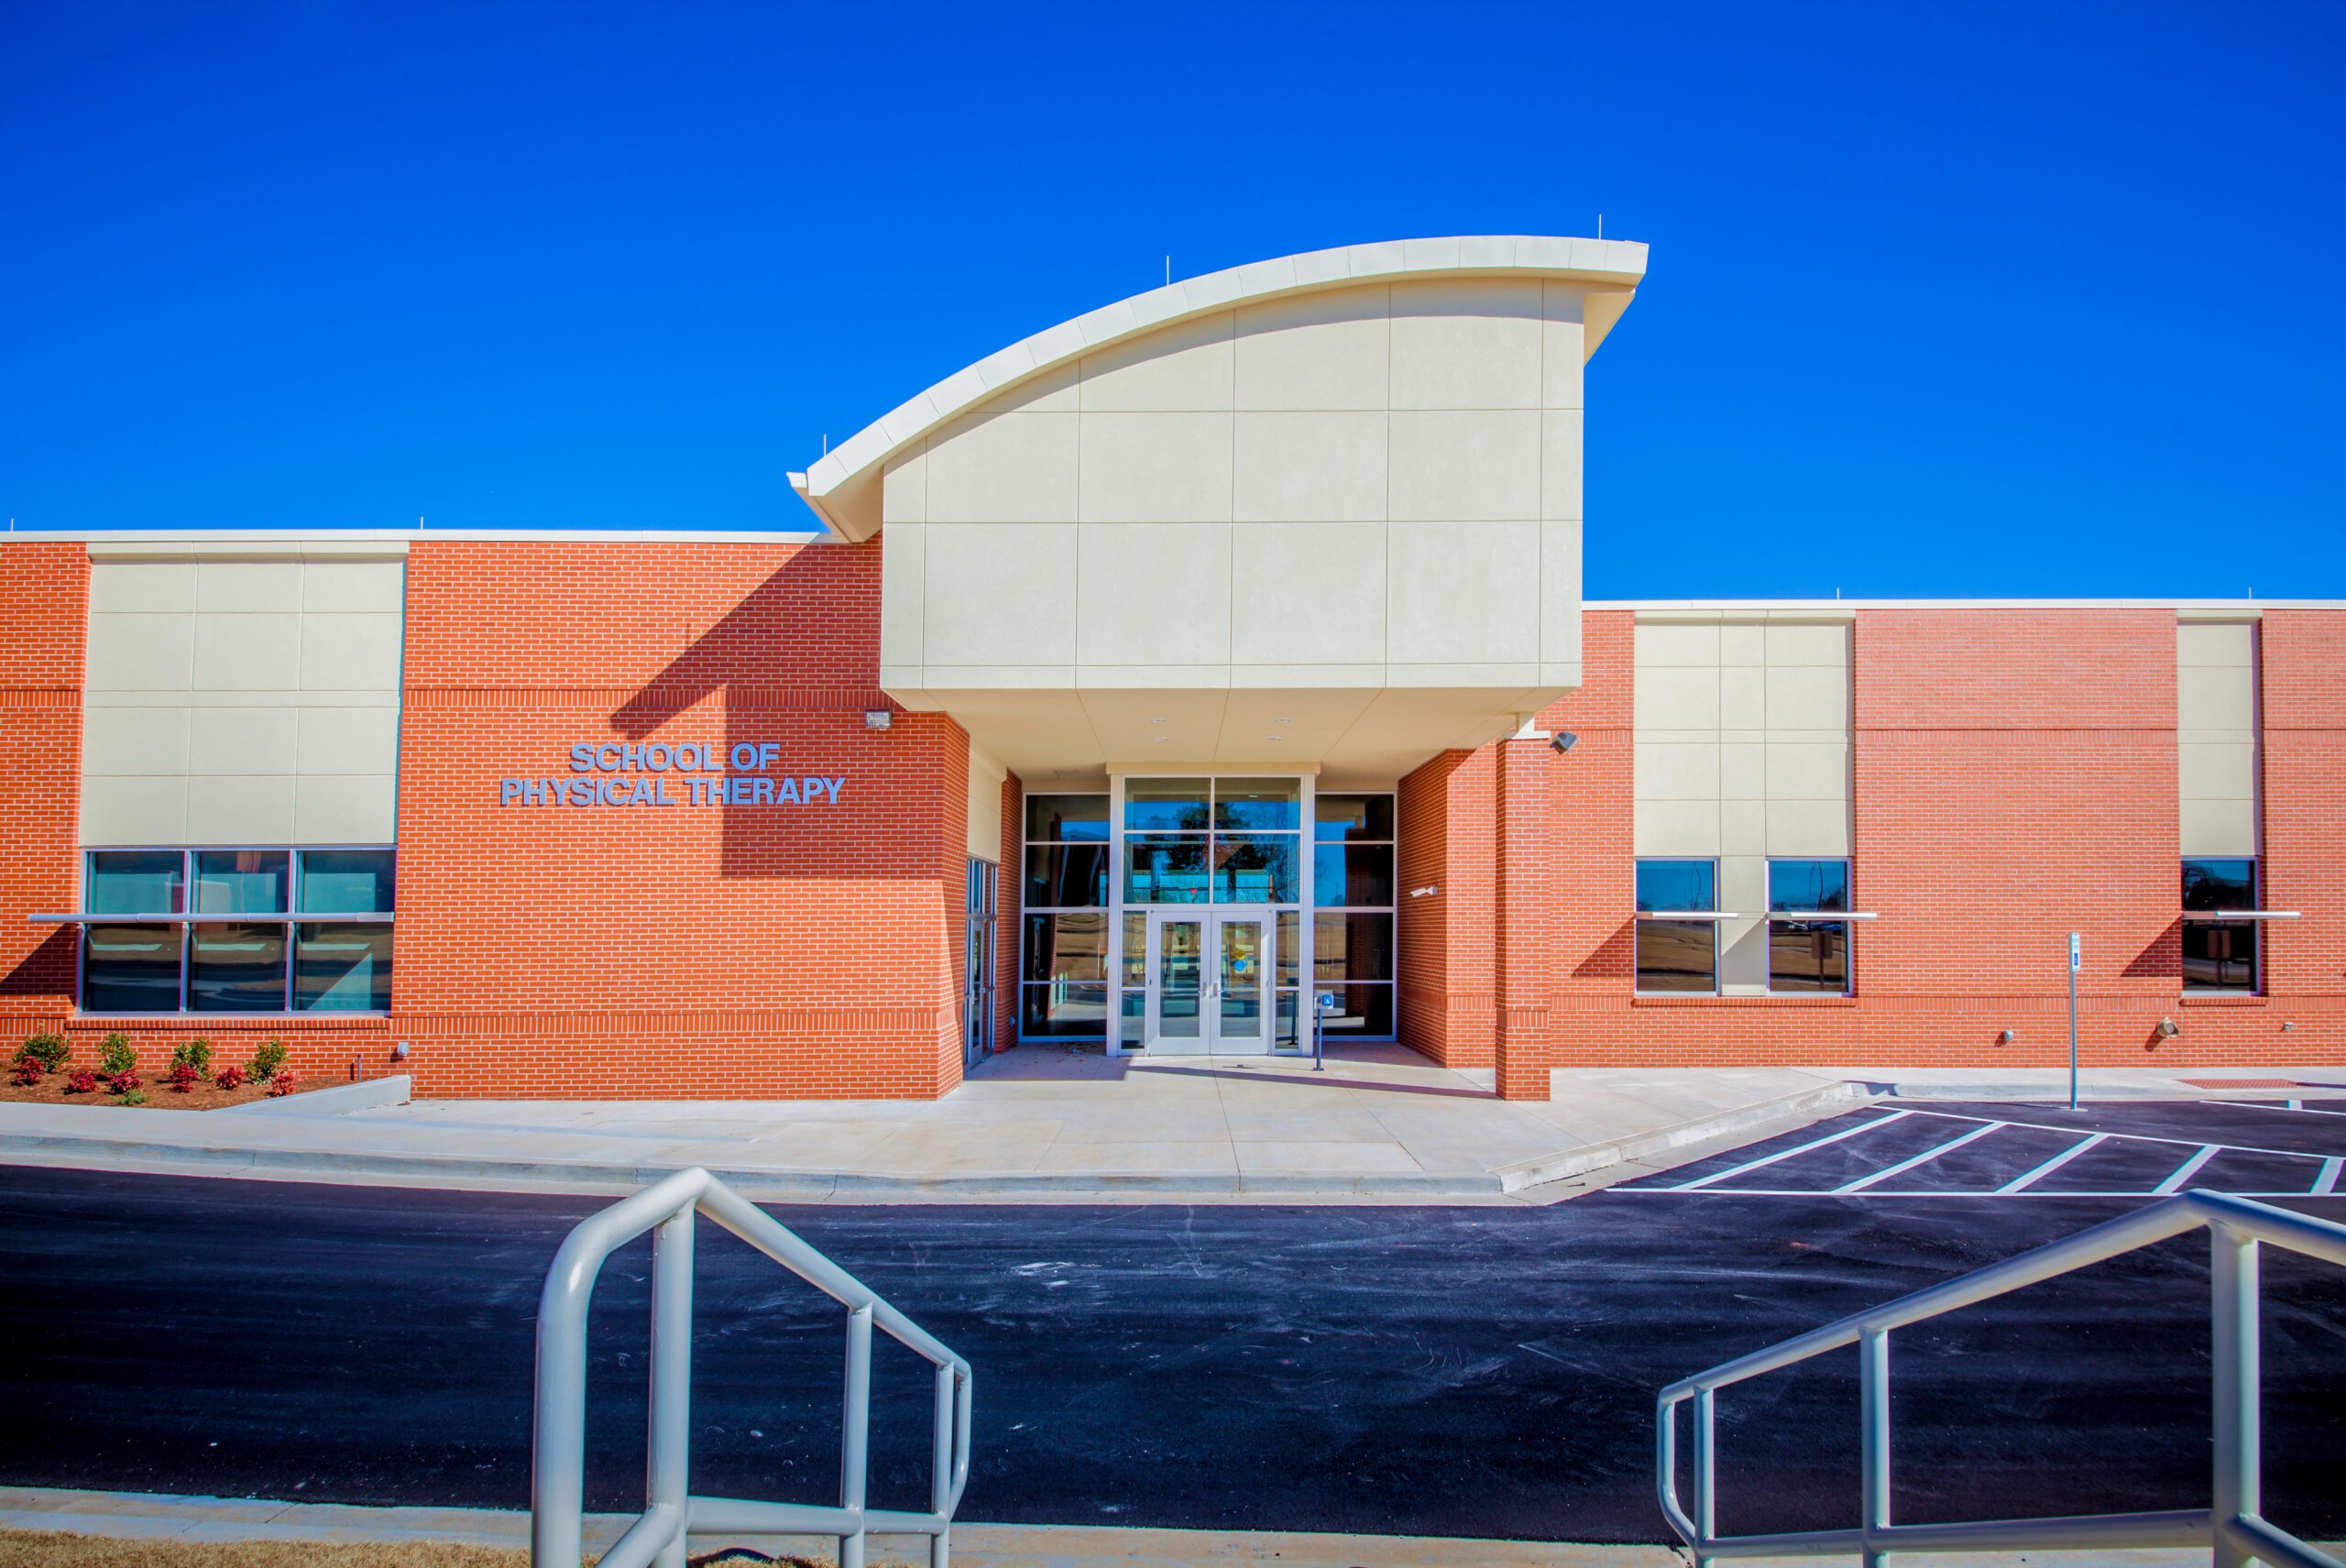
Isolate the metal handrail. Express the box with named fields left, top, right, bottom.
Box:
left=1657, top=1190, right=2346, bottom=1568
left=532, top=1168, right=973, bottom=1568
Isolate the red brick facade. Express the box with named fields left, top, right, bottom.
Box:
left=1402, top=608, right=2344, bottom=1080
left=5, top=543, right=2339, bottom=1098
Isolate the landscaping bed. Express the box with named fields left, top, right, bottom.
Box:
left=4, top=1035, right=325, bottom=1110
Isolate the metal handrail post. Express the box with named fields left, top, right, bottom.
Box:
left=1692, top=1387, right=1716, bottom=1568
left=839, top=1302, right=874, bottom=1568
left=1859, top=1328, right=1890, bottom=1568
left=929, top=1362, right=956, bottom=1568
left=2212, top=1226, right=2260, bottom=1568
left=648, top=1205, right=694, bottom=1568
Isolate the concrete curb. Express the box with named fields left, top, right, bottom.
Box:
left=219, top=1073, right=411, bottom=1116
left=1491, top=1079, right=1869, bottom=1193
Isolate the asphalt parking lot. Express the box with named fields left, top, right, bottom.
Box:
left=1, top=1097, right=2341, bottom=1544
left=1615, top=1096, right=2346, bottom=1199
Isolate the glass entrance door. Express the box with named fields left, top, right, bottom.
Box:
left=1145, top=907, right=1275, bottom=1054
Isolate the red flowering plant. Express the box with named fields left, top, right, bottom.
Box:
left=164, top=1061, right=203, bottom=1092
left=108, top=1069, right=141, bottom=1095
left=214, top=1064, right=247, bottom=1091
left=8, top=1057, right=42, bottom=1088
left=65, top=1069, right=100, bottom=1094
left=267, top=1070, right=295, bottom=1098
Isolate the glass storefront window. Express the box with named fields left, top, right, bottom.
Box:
left=1314, top=793, right=1395, bottom=841
left=1024, top=844, right=1110, bottom=908
left=1212, top=778, right=1300, bottom=831
left=1767, top=920, right=1848, bottom=993
left=87, top=851, right=184, bottom=914
left=82, top=924, right=182, bottom=1012
left=299, top=849, right=396, bottom=913
left=1124, top=835, right=1210, bottom=904
left=1768, top=859, right=1849, bottom=914
left=295, top=923, right=392, bottom=1012
left=2183, top=859, right=2259, bottom=992
left=189, top=921, right=288, bottom=1012
left=1124, top=778, right=1211, bottom=832
left=1312, top=842, right=1394, bottom=908
left=1636, top=859, right=1716, bottom=913
left=194, top=850, right=289, bottom=914
left=1316, top=983, right=1394, bottom=1036
left=78, top=847, right=393, bottom=1015
left=1314, top=912, right=1395, bottom=982
left=1211, top=835, right=1298, bottom=903
left=1023, top=911, right=1107, bottom=983
left=1022, top=983, right=1108, bottom=1037
left=1025, top=794, right=1108, bottom=843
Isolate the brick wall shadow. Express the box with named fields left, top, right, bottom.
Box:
left=605, top=548, right=891, bottom=881
left=0, top=927, right=74, bottom=1002
left=1575, top=917, right=1635, bottom=981
left=2124, top=919, right=2181, bottom=981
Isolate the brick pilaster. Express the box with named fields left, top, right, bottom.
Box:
left=1493, top=733, right=1553, bottom=1101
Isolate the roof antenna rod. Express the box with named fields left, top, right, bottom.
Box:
left=1596, top=213, right=1603, bottom=239
left=1164, top=255, right=1170, bottom=287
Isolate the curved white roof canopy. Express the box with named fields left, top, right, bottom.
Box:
left=788, top=235, right=1646, bottom=541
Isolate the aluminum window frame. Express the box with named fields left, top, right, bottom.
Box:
left=1309, top=792, right=1398, bottom=1044
left=1764, top=856, right=1855, bottom=997
left=2181, top=856, right=2263, bottom=996
left=75, top=844, right=397, bottom=1018
left=1016, top=792, right=1112, bottom=1045
left=1635, top=857, right=1724, bottom=997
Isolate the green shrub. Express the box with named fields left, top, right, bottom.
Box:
left=15, top=1034, right=68, bottom=1071
left=115, top=1089, right=148, bottom=1107
left=98, top=1032, right=136, bottom=1077
left=247, top=1038, right=289, bottom=1083
left=170, top=1037, right=214, bottom=1078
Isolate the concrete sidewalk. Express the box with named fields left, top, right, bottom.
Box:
left=0, top=1046, right=2338, bottom=1204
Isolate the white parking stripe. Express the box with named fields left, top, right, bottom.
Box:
left=1833, top=1122, right=2005, bottom=1193
left=1667, top=1111, right=1914, bottom=1191
left=2216, top=1100, right=2346, bottom=1121
left=2153, top=1145, right=2221, bottom=1195
left=1913, top=1109, right=2319, bottom=1160
left=1617, top=1188, right=2338, bottom=1200
left=1995, top=1133, right=2110, bottom=1194
left=2316, top=1157, right=2342, bottom=1196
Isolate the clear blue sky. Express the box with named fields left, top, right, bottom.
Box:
left=4, top=1, right=2341, bottom=598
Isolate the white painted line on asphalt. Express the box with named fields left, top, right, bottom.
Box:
left=1615, top=1188, right=2341, bottom=1200
left=1911, top=1109, right=2320, bottom=1161
left=2210, top=1099, right=2346, bottom=1121
left=1666, top=1111, right=1914, bottom=1191
left=1834, top=1122, right=2006, bottom=1194
left=2153, top=1145, right=2221, bottom=1195
left=1995, top=1133, right=2110, bottom=1194
left=2316, top=1157, right=2342, bottom=1196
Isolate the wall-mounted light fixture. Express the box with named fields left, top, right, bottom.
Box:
left=1408, top=884, right=1442, bottom=899
left=863, top=709, right=893, bottom=731
left=1550, top=731, right=1578, bottom=754
left=2155, top=1016, right=2181, bottom=1039
left=1998, top=1029, right=2014, bottom=1045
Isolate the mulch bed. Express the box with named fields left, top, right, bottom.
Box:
left=0, top=1073, right=340, bottom=1110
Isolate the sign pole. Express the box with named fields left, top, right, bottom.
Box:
left=2067, top=931, right=2081, bottom=1112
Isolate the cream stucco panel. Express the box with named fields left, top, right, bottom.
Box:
left=80, top=554, right=406, bottom=847
left=1633, top=614, right=1853, bottom=864
left=839, top=237, right=1649, bottom=778
left=965, top=747, right=1007, bottom=865
left=2176, top=620, right=2258, bottom=858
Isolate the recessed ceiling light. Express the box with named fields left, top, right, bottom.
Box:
left=1265, top=735, right=1286, bottom=743
left=1273, top=717, right=1292, bottom=724
left=1150, top=718, right=1168, bottom=724
left=1151, top=736, right=1169, bottom=743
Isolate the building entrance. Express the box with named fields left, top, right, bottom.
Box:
left=1141, top=905, right=1277, bottom=1055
